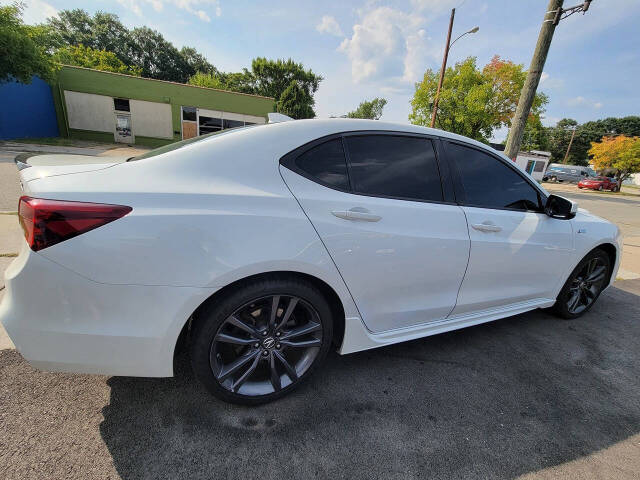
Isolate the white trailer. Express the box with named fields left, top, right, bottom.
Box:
left=515, top=150, right=551, bottom=182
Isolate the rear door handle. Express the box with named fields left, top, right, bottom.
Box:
left=332, top=208, right=382, bottom=222
left=471, top=222, right=502, bottom=233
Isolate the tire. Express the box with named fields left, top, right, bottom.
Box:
left=552, top=249, right=611, bottom=319
left=189, top=276, right=333, bottom=405
left=598, top=185, right=603, bottom=191
left=612, top=186, right=618, bottom=192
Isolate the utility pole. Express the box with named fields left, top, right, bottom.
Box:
left=429, top=11, right=479, bottom=129
left=430, top=8, right=455, bottom=128
left=504, top=0, right=593, bottom=159
left=562, top=127, right=577, bottom=163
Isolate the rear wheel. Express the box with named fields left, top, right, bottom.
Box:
left=552, top=249, right=610, bottom=319
left=190, top=277, right=333, bottom=404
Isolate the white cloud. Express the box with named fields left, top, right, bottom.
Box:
left=116, top=0, right=221, bottom=22
left=339, top=6, right=431, bottom=84
left=567, top=96, right=602, bottom=109
left=19, top=0, right=58, bottom=24
left=117, top=0, right=143, bottom=16
left=316, top=15, right=343, bottom=37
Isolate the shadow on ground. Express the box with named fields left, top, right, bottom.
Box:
left=1, top=283, right=638, bottom=479
left=98, top=282, right=640, bottom=479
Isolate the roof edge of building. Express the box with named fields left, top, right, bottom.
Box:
left=56, top=65, right=276, bottom=101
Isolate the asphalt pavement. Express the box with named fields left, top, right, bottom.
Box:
left=1, top=148, right=639, bottom=479
left=1, top=280, right=639, bottom=479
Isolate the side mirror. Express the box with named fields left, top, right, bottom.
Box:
left=545, top=194, right=577, bottom=220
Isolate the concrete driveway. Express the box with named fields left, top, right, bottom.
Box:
left=1, top=149, right=639, bottom=479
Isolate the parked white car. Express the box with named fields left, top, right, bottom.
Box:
left=1, top=119, right=621, bottom=404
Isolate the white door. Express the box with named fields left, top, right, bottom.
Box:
left=114, top=114, right=134, bottom=143
left=444, top=141, right=573, bottom=316
left=281, top=134, right=470, bottom=333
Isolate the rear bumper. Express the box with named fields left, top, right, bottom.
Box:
left=0, top=245, right=215, bottom=377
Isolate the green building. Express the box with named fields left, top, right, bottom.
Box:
left=52, top=66, right=275, bottom=147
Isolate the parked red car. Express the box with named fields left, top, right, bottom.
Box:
left=577, top=176, right=619, bottom=191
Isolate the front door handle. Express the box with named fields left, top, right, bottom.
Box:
left=332, top=208, right=382, bottom=222
left=471, top=222, right=502, bottom=233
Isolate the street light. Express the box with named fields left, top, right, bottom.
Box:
left=430, top=8, right=479, bottom=128
left=449, top=26, right=480, bottom=48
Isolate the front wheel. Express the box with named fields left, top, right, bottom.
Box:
left=189, top=277, right=333, bottom=404
left=552, top=249, right=610, bottom=319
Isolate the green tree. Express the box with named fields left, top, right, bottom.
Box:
left=521, top=115, right=550, bottom=151
left=188, top=57, right=322, bottom=114
left=409, top=56, right=547, bottom=143
left=346, top=98, right=387, bottom=119
left=125, top=27, right=190, bottom=82
left=589, top=136, right=640, bottom=188
left=545, top=116, right=640, bottom=165
left=0, top=3, right=55, bottom=83
left=187, top=71, right=226, bottom=90
left=179, top=46, right=217, bottom=77
left=44, top=9, right=215, bottom=83
left=276, top=80, right=315, bottom=119
left=52, top=44, right=141, bottom=76
left=244, top=57, right=322, bottom=102
left=187, top=71, right=253, bottom=93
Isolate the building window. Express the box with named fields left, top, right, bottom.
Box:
left=222, top=118, right=245, bottom=130
left=534, top=161, right=546, bottom=172
left=182, top=106, right=197, bottom=121
left=114, top=98, right=130, bottom=112
left=199, top=115, right=222, bottom=134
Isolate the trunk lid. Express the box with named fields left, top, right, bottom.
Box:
left=17, top=154, right=127, bottom=186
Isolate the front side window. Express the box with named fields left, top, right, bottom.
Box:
left=295, top=139, right=350, bottom=190
left=344, top=135, right=443, bottom=202
left=447, top=142, right=541, bottom=211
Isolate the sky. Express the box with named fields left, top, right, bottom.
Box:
left=9, top=0, right=640, bottom=141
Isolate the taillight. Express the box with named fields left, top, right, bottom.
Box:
left=18, top=196, right=132, bottom=251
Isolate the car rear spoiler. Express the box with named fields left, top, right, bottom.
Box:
left=14, top=154, right=31, bottom=171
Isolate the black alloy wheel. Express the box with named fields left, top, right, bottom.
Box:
left=553, top=249, right=610, bottom=319
left=190, top=278, right=333, bottom=404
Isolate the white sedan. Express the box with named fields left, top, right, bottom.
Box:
left=0, top=119, right=621, bottom=404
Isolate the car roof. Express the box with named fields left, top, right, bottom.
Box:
left=260, top=118, right=502, bottom=156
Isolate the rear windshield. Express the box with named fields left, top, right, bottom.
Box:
left=129, top=125, right=258, bottom=161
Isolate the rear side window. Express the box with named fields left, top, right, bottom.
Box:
left=295, top=139, right=350, bottom=190
left=344, top=135, right=443, bottom=202
left=447, top=142, right=541, bottom=211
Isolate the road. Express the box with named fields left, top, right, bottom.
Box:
left=544, top=182, right=640, bottom=279
left=1, top=149, right=639, bottom=479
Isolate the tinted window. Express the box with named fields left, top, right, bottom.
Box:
left=295, top=139, right=349, bottom=190
left=448, top=143, right=541, bottom=211
left=345, top=135, right=442, bottom=201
